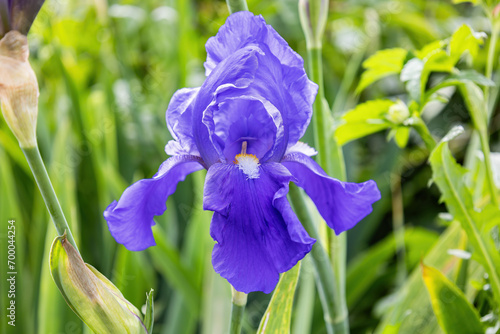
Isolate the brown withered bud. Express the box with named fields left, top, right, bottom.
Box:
left=0, top=30, right=39, bottom=148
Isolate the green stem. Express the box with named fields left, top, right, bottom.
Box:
left=458, top=83, right=499, bottom=207
left=485, top=16, right=499, bottom=112
left=229, top=288, right=247, bottom=334
left=289, top=186, right=337, bottom=334
left=411, top=117, right=436, bottom=152
left=22, top=146, right=79, bottom=252
left=479, top=131, right=499, bottom=206
left=391, top=172, right=406, bottom=286
left=308, top=47, right=332, bottom=174
left=225, top=0, right=248, bottom=14
left=308, top=40, right=349, bottom=334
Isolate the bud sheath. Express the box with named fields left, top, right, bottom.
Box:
left=0, top=30, right=39, bottom=148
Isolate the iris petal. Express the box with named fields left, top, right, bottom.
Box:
left=204, top=11, right=304, bottom=76
left=202, top=95, right=280, bottom=162
left=193, top=45, right=262, bottom=166
left=282, top=152, right=381, bottom=234
left=203, top=162, right=315, bottom=293
left=165, top=87, right=200, bottom=156
left=104, top=155, right=204, bottom=251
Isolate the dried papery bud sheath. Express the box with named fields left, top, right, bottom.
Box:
left=0, top=30, right=38, bottom=148
left=299, top=0, right=328, bottom=49
left=49, top=233, right=149, bottom=333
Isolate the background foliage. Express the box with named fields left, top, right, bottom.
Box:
left=1, top=0, right=499, bottom=333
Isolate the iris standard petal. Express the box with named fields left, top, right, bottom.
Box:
left=204, top=11, right=304, bottom=76
left=202, top=95, right=280, bottom=162
left=282, top=152, right=381, bottom=234
left=193, top=45, right=262, bottom=166
left=203, top=162, right=315, bottom=293
left=216, top=46, right=317, bottom=161
left=10, top=0, right=45, bottom=35
left=165, top=87, right=200, bottom=156
left=104, top=155, right=204, bottom=251
left=203, top=12, right=318, bottom=153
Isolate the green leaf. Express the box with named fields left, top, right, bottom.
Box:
left=422, top=264, right=483, bottom=334
left=144, top=290, right=154, bottom=334
left=257, top=263, right=301, bottom=334
left=449, top=25, right=485, bottom=64
left=420, top=50, right=454, bottom=102
left=429, top=132, right=500, bottom=301
left=415, top=40, right=447, bottom=60
left=356, top=48, right=408, bottom=93
left=375, top=222, right=484, bottom=334
left=458, top=81, right=488, bottom=133
left=335, top=99, right=394, bottom=145
left=394, top=127, right=411, bottom=148
left=347, top=228, right=438, bottom=308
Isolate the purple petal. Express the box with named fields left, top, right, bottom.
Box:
left=203, top=162, right=315, bottom=293
left=165, top=87, right=200, bottom=156
left=204, top=12, right=304, bottom=76
left=192, top=45, right=262, bottom=166
left=195, top=13, right=318, bottom=165
left=202, top=95, right=281, bottom=162
left=10, top=0, right=45, bottom=34
left=282, top=152, right=381, bottom=234
left=104, top=155, right=204, bottom=251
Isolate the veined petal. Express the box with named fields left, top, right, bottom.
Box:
left=204, top=11, right=304, bottom=76
left=282, top=152, right=381, bottom=234
left=193, top=45, right=262, bottom=166
left=166, top=87, right=200, bottom=156
left=104, top=155, right=204, bottom=251
left=202, top=95, right=280, bottom=162
left=203, top=162, right=315, bottom=293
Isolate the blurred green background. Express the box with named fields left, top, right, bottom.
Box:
left=0, top=0, right=497, bottom=333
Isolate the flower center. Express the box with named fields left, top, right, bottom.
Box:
left=234, top=141, right=260, bottom=179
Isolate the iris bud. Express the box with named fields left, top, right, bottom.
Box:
left=299, top=0, right=328, bottom=49
left=49, top=234, right=150, bottom=333
left=0, top=31, right=38, bottom=148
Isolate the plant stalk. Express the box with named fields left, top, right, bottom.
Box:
left=411, top=117, right=437, bottom=152
left=485, top=15, right=499, bottom=111
left=289, top=185, right=337, bottom=334
left=479, top=131, right=499, bottom=206
left=22, top=146, right=79, bottom=252
left=225, top=0, right=248, bottom=14
left=229, top=288, right=247, bottom=334
left=308, top=39, right=349, bottom=334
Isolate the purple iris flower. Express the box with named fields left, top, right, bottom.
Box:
left=0, top=0, right=45, bottom=37
left=104, top=12, right=381, bottom=294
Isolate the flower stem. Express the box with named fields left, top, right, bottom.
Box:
left=289, top=185, right=338, bottom=334
left=21, top=146, right=79, bottom=252
left=229, top=288, right=247, bottom=334
left=485, top=15, right=499, bottom=111
left=410, top=116, right=436, bottom=152
left=308, top=40, right=349, bottom=334
left=479, top=131, right=499, bottom=206
left=225, top=0, right=248, bottom=14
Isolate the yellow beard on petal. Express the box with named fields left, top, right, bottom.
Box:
left=234, top=153, right=260, bottom=179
